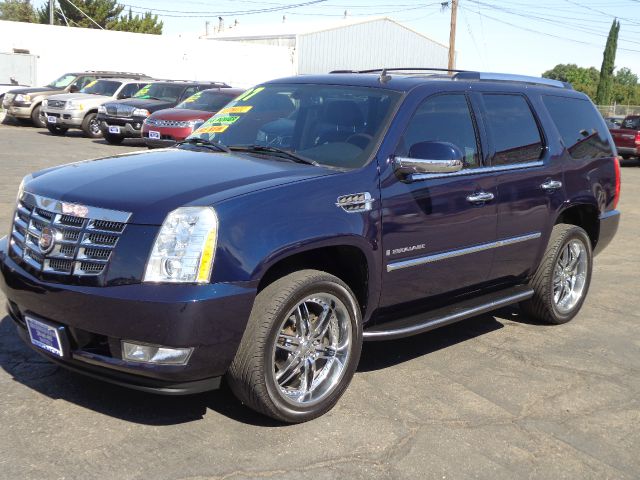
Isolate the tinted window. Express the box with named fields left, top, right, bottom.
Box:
left=134, top=83, right=184, bottom=102
left=75, top=76, right=96, bottom=89
left=81, top=80, right=121, bottom=96
left=176, top=90, right=235, bottom=112
left=482, top=94, right=543, bottom=165
left=398, top=94, right=480, bottom=168
left=543, top=95, right=614, bottom=159
left=622, top=116, right=640, bottom=130
left=119, top=82, right=146, bottom=99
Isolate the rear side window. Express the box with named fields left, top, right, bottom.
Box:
left=482, top=94, right=544, bottom=165
left=542, top=95, right=614, bottom=159
left=622, top=116, right=640, bottom=130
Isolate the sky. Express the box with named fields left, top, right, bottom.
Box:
left=35, top=0, right=640, bottom=77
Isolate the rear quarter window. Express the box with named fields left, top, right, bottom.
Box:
left=542, top=95, right=614, bottom=159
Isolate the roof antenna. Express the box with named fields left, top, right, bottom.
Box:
left=379, top=69, right=392, bottom=84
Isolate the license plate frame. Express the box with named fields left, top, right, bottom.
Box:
left=108, top=126, right=120, bottom=134
left=47, top=116, right=57, bottom=124
left=148, top=130, right=161, bottom=140
left=25, top=316, right=64, bottom=357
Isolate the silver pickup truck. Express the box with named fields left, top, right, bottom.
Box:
left=42, top=78, right=151, bottom=138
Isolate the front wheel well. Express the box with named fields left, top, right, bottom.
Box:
left=555, top=204, right=599, bottom=248
left=257, top=246, right=369, bottom=315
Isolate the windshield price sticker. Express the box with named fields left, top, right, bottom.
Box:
left=199, top=125, right=228, bottom=134
left=183, top=92, right=202, bottom=103
left=211, top=115, right=239, bottom=125
left=84, top=80, right=98, bottom=89
left=218, top=105, right=252, bottom=115
left=135, top=84, right=151, bottom=97
left=236, top=87, right=264, bottom=102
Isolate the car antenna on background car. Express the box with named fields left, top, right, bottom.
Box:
left=379, top=69, right=392, bottom=84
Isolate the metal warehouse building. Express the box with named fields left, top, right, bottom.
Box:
left=207, top=17, right=450, bottom=74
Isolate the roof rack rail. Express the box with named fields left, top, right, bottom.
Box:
left=330, top=67, right=471, bottom=74
left=454, top=71, right=572, bottom=89
left=149, top=79, right=230, bottom=87
left=84, top=71, right=150, bottom=76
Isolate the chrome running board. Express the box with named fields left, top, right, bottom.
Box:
left=363, top=285, right=534, bottom=341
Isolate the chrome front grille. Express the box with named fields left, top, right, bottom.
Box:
left=146, top=119, right=192, bottom=128
left=47, top=100, right=66, bottom=109
left=3, top=93, right=15, bottom=108
left=105, top=104, right=135, bottom=117
left=9, top=192, right=131, bottom=278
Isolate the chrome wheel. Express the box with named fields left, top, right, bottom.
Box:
left=89, top=118, right=100, bottom=135
left=553, top=239, right=588, bottom=314
left=272, top=293, right=352, bottom=406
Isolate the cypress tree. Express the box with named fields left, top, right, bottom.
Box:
left=595, top=19, right=620, bottom=105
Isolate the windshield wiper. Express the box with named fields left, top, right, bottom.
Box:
left=176, top=137, right=230, bottom=153
left=229, top=145, right=319, bottom=166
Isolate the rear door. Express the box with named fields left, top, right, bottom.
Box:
left=379, top=92, right=498, bottom=307
left=477, top=91, right=561, bottom=281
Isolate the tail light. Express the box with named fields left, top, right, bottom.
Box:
left=635, top=131, right=640, bottom=145
left=613, top=156, right=621, bottom=209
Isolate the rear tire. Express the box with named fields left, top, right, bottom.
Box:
left=31, top=104, right=45, bottom=128
left=227, top=270, right=362, bottom=423
left=46, top=124, right=68, bottom=135
left=521, top=224, right=592, bottom=324
left=103, top=132, right=124, bottom=145
left=81, top=113, right=102, bottom=138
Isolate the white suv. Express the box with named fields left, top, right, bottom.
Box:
left=41, top=78, right=152, bottom=138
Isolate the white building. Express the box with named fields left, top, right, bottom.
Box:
left=207, top=17, right=450, bottom=75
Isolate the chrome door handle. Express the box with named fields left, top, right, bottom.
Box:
left=541, top=179, right=563, bottom=191
left=466, top=191, right=495, bottom=204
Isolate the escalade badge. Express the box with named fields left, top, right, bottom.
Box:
left=61, top=202, right=89, bottom=218
left=38, top=227, right=56, bottom=255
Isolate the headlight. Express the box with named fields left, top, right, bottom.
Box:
left=17, top=174, right=31, bottom=201
left=143, top=206, right=218, bottom=283
left=191, top=119, right=205, bottom=130
left=98, top=105, right=106, bottom=113
left=133, top=108, right=150, bottom=117
left=66, top=101, right=84, bottom=111
left=15, top=94, right=31, bottom=103
left=42, top=99, right=48, bottom=108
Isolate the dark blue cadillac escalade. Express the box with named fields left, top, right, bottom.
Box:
left=0, top=69, right=621, bottom=423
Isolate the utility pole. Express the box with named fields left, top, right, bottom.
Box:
left=49, top=0, right=54, bottom=25
left=448, top=0, right=458, bottom=71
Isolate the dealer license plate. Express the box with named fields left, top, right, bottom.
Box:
left=47, top=116, right=57, bottom=124
left=149, top=130, right=160, bottom=140
left=108, top=126, right=120, bottom=134
left=25, top=316, right=64, bottom=357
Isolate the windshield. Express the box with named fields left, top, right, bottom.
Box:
left=176, top=90, right=235, bottom=112
left=185, top=84, right=401, bottom=169
left=80, top=79, right=122, bottom=96
left=47, top=74, right=77, bottom=89
left=134, top=83, right=184, bottom=102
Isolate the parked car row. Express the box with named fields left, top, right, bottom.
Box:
left=608, top=115, right=640, bottom=159
left=2, top=70, right=242, bottom=148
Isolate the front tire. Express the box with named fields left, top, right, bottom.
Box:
left=46, top=124, right=68, bottom=136
left=103, top=132, right=124, bottom=145
left=521, top=224, right=593, bottom=324
left=31, top=104, right=45, bottom=128
left=227, top=270, right=363, bottom=423
left=81, top=113, right=102, bottom=138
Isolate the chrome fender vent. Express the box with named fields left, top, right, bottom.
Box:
left=336, top=192, right=374, bottom=213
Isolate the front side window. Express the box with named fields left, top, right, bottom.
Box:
left=47, top=74, right=77, bottom=88
left=75, top=76, right=96, bottom=90
left=397, top=93, right=480, bottom=168
left=543, top=95, right=614, bottom=159
left=134, top=83, right=185, bottom=102
left=80, top=80, right=122, bottom=96
left=118, top=82, right=146, bottom=99
left=177, top=90, right=235, bottom=112
left=482, top=94, right=544, bottom=165
left=622, top=116, right=640, bottom=130
left=186, top=84, right=401, bottom=170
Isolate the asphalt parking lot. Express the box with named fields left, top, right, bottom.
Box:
left=0, top=122, right=639, bottom=480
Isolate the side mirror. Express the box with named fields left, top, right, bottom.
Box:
left=68, top=84, right=80, bottom=93
left=394, top=141, right=464, bottom=180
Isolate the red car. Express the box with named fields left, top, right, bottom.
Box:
left=142, top=87, right=243, bottom=148
left=609, top=115, right=640, bottom=159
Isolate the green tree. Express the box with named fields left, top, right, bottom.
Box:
left=0, top=0, right=37, bottom=22
left=542, top=63, right=600, bottom=99
left=109, top=8, right=163, bottom=34
left=612, top=67, right=640, bottom=105
left=37, top=0, right=123, bottom=28
left=595, top=19, right=620, bottom=105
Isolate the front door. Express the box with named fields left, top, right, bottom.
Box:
left=379, top=92, right=498, bottom=307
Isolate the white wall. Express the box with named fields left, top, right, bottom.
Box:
left=297, top=19, right=448, bottom=74
left=0, top=20, right=295, bottom=88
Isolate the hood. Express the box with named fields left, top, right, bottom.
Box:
left=47, top=92, right=110, bottom=102
left=25, top=148, right=335, bottom=225
left=107, top=97, right=177, bottom=112
left=148, top=108, right=215, bottom=122
left=6, top=86, right=58, bottom=96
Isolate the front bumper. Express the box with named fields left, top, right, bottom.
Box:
left=594, top=209, right=620, bottom=256
left=5, top=104, right=33, bottom=119
left=142, top=125, right=192, bottom=148
left=0, top=238, right=256, bottom=394
left=43, top=109, right=84, bottom=127
left=97, top=114, right=145, bottom=138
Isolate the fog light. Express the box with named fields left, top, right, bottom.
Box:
left=122, top=341, right=193, bottom=365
